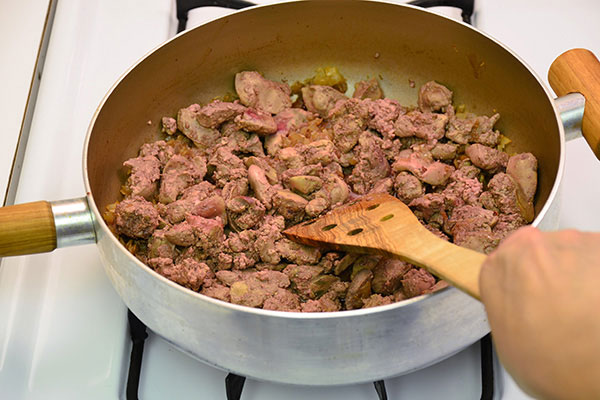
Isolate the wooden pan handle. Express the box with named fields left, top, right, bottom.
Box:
left=0, top=201, right=57, bottom=256
left=548, top=48, right=600, bottom=159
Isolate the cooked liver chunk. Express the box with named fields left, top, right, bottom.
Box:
left=418, top=81, right=453, bottom=113
left=301, top=85, right=347, bottom=117
left=235, top=71, right=292, bottom=114
left=115, top=196, right=160, bottom=239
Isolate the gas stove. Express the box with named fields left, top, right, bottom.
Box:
left=1, top=0, right=599, bottom=399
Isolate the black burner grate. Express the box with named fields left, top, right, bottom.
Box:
left=126, top=1, right=483, bottom=399
left=126, top=309, right=494, bottom=400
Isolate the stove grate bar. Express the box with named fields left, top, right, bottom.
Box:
left=225, top=373, right=247, bottom=400
left=374, top=380, right=388, bottom=400
left=126, top=310, right=148, bottom=400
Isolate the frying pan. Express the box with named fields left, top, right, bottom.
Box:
left=0, top=0, right=598, bottom=385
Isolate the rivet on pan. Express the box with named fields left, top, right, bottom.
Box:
left=366, top=204, right=380, bottom=210
left=322, top=224, right=338, bottom=231
left=347, top=228, right=363, bottom=236
left=380, top=214, right=394, bottom=221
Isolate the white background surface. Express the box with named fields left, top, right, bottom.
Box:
left=0, top=0, right=50, bottom=205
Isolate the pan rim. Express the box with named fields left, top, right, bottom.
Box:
left=82, top=0, right=565, bottom=320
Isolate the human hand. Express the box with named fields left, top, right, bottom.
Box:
left=479, top=226, right=600, bottom=400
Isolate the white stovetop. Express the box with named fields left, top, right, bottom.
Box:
left=1, top=0, right=599, bottom=399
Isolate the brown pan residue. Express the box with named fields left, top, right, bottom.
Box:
left=104, top=69, right=537, bottom=312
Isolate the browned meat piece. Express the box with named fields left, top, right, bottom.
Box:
left=161, top=116, right=177, bottom=135
left=392, top=149, right=453, bottom=186
left=244, top=156, right=280, bottom=184
left=221, top=179, right=249, bottom=201
left=283, top=264, right=324, bottom=300
left=222, top=230, right=259, bottom=270
left=177, top=104, right=221, bottom=149
left=196, top=100, right=246, bottom=128
left=288, top=175, right=323, bottom=195
left=353, top=78, right=384, bottom=100
left=392, top=150, right=430, bottom=176
left=420, top=162, right=454, bottom=186
left=307, top=275, right=344, bottom=299
left=418, top=81, right=453, bottom=113
left=317, top=175, right=350, bottom=207
left=224, top=128, right=265, bottom=157
left=235, top=108, right=278, bottom=135
left=465, top=143, right=509, bottom=171
left=229, top=280, right=267, bottom=308
left=369, top=177, right=394, bottom=194
left=247, top=164, right=276, bottom=209
left=485, top=173, right=534, bottom=222
left=301, top=85, right=347, bottom=117
left=263, top=288, right=301, bottom=312
left=266, top=110, right=316, bottom=156
left=186, top=214, right=225, bottom=249
left=303, top=139, right=340, bottom=165
left=395, top=111, right=448, bottom=141
left=147, top=229, right=177, bottom=259
left=409, top=193, right=446, bottom=226
left=394, top=172, right=424, bottom=204
left=424, top=280, right=450, bottom=294
left=123, top=155, right=161, bottom=199
left=362, top=294, right=394, bottom=308
left=193, top=195, right=226, bottom=220
left=273, top=190, right=308, bottom=224
left=372, top=258, right=411, bottom=295
left=348, top=132, right=390, bottom=194
left=345, top=269, right=373, bottom=310
left=366, top=98, right=405, bottom=139
left=208, top=147, right=247, bottom=188
left=446, top=113, right=500, bottom=145
left=234, top=71, right=292, bottom=114
left=254, top=215, right=285, bottom=265
left=305, top=197, right=329, bottom=217
left=151, top=258, right=211, bottom=292
left=445, top=204, right=497, bottom=234
left=115, top=196, right=160, bottom=239
left=165, top=182, right=219, bottom=223
left=165, top=221, right=196, bottom=246
left=158, top=154, right=205, bottom=204
left=274, top=108, right=316, bottom=135
left=200, top=282, right=231, bottom=302
left=301, top=294, right=342, bottom=312
left=327, top=98, right=368, bottom=153
left=494, top=212, right=527, bottom=241
left=276, top=238, right=321, bottom=265
left=430, top=142, right=459, bottom=161
left=139, top=140, right=175, bottom=166
left=402, top=268, right=435, bottom=297
left=442, top=170, right=483, bottom=211
left=349, top=255, right=381, bottom=279
left=226, top=196, right=266, bottom=231
left=507, top=153, right=538, bottom=203
left=444, top=205, right=499, bottom=253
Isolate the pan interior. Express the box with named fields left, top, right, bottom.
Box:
left=86, top=0, right=561, bottom=235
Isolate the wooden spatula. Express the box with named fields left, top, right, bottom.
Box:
left=283, top=192, right=486, bottom=300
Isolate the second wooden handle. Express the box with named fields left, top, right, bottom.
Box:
left=0, top=201, right=57, bottom=257
left=548, top=48, right=600, bottom=159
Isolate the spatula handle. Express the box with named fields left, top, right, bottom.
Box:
left=391, top=235, right=485, bottom=300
